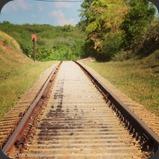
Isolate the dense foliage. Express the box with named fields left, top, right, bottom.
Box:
left=0, top=0, right=158, bottom=61
left=80, top=0, right=127, bottom=60
left=137, top=22, right=159, bottom=56
left=80, top=0, right=156, bottom=61
left=121, top=0, right=155, bottom=51
left=0, top=22, right=85, bottom=61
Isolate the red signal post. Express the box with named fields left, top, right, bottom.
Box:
left=31, top=34, right=37, bottom=61
left=32, top=34, right=37, bottom=42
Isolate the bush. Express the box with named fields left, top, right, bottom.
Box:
left=112, top=51, right=133, bottom=61
left=136, top=22, right=159, bottom=56
left=101, top=32, right=124, bottom=60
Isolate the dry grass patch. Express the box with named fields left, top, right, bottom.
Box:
left=0, top=60, right=55, bottom=119
left=84, top=59, right=159, bottom=116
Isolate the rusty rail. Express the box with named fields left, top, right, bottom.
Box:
left=1, top=62, right=62, bottom=156
left=75, top=61, right=159, bottom=158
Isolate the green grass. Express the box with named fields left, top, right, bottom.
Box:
left=85, top=58, right=159, bottom=116
left=0, top=30, right=56, bottom=119
left=0, top=23, right=85, bottom=60
left=0, top=61, right=54, bottom=119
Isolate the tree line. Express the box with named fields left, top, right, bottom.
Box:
left=0, top=0, right=159, bottom=61
left=0, top=22, right=85, bottom=61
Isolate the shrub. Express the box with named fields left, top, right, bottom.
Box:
left=101, top=32, right=124, bottom=60
left=112, top=51, right=133, bottom=61
left=136, top=22, right=159, bottom=56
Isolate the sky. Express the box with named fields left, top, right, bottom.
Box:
left=0, top=0, right=82, bottom=26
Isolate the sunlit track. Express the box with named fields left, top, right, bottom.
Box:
left=1, top=61, right=158, bottom=158
left=17, top=61, right=147, bottom=159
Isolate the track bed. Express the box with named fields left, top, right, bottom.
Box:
left=18, top=62, right=145, bottom=159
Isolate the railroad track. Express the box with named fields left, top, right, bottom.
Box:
left=0, top=61, right=159, bottom=159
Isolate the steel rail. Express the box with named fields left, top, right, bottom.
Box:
left=75, top=61, right=159, bottom=158
left=1, top=62, right=62, bottom=156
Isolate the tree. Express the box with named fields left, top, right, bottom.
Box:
left=121, top=0, right=155, bottom=51
left=80, top=0, right=127, bottom=60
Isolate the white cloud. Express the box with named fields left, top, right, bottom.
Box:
left=53, top=2, right=73, bottom=9
left=37, top=3, right=44, bottom=12
left=4, top=0, right=31, bottom=11
left=49, top=10, right=76, bottom=26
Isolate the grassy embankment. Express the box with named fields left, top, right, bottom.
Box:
left=84, top=52, right=159, bottom=116
left=0, top=31, right=54, bottom=119
left=0, top=22, right=85, bottom=61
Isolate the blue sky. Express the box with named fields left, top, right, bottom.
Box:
left=0, top=0, right=82, bottom=25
